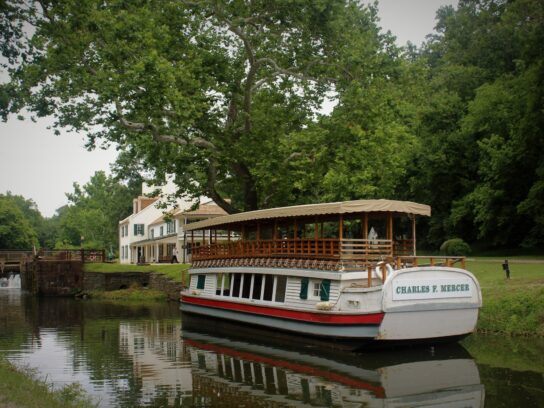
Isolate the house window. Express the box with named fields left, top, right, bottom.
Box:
left=134, top=224, right=144, bottom=236
left=196, top=275, right=206, bottom=290
left=150, top=229, right=154, bottom=239
left=160, top=226, right=164, bottom=236
left=120, top=226, right=124, bottom=237
left=167, top=221, right=176, bottom=234
left=125, top=225, right=128, bottom=236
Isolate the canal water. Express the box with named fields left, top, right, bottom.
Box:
left=0, top=288, right=543, bottom=407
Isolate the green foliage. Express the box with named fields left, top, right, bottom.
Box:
left=1, top=0, right=408, bottom=213
left=0, top=197, right=38, bottom=249
left=478, top=286, right=544, bottom=337
left=440, top=238, right=471, bottom=256
left=409, top=0, right=544, bottom=249
left=0, top=355, right=96, bottom=408
left=53, top=171, right=139, bottom=249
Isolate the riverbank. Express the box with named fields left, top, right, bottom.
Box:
left=0, top=355, right=94, bottom=408
left=467, top=258, right=544, bottom=336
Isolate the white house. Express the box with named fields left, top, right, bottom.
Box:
left=119, top=180, right=226, bottom=264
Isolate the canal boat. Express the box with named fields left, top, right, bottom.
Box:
left=180, top=199, right=482, bottom=348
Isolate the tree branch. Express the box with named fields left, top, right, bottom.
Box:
left=115, top=100, right=216, bottom=150
left=206, top=158, right=241, bottom=214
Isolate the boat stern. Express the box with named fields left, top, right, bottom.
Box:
left=377, top=267, right=482, bottom=341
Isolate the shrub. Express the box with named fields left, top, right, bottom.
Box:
left=440, top=238, right=471, bottom=256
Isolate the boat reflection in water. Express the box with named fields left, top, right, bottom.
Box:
left=181, top=318, right=485, bottom=408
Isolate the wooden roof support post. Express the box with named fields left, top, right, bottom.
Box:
left=412, top=215, right=417, bottom=256
left=339, top=215, right=343, bottom=240
left=387, top=213, right=393, bottom=257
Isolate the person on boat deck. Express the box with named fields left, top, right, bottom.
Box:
left=171, top=247, right=179, bottom=264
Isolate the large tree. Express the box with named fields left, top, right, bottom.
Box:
left=0, top=197, right=38, bottom=249
left=54, top=171, right=140, bottom=249
left=410, top=0, right=544, bottom=248
left=2, top=0, right=402, bottom=213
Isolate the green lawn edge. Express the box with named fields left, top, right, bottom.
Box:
left=83, top=263, right=190, bottom=284
left=0, top=355, right=96, bottom=408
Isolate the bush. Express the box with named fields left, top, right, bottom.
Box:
left=440, top=238, right=472, bottom=256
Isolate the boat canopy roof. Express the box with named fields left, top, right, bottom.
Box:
left=184, top=199, right=431, bottom=231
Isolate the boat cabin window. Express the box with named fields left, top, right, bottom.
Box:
left=231, top=273, right=242, bottom=297
left=252, top=274, right=263, bottom=300
left=222, top=273, right=284, bottom=303
left=263, top=275, right=274, bottom=301
left=312, top=281, right=321, bottom=297
left=241, top=274, right=252, bottom=298
left=196, top=274, right=206, bottom=290
left=310, top=279, right=331, bottom=301
left=216, top=273, right=231, bottom=296
left=275, top=276, right=287, bottom=302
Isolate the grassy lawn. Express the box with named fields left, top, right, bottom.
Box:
left=466, top=257, right=544, bottom=336
left=0, top=355, right=95, bottom=408
left=87, top=288, right=167, bottom=302
left=84, top=262, right=190, bottom=284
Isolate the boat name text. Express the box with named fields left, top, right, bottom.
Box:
left=392, top=278, right=473, bottom=300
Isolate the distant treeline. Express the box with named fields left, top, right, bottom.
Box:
left=0, top=172, right=141, bottom=251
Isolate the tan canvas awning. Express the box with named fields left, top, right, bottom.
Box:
left=183, top=199, right=431, bottom=231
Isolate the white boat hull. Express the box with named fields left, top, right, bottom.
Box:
left=181, top=265, right=482, bottom=346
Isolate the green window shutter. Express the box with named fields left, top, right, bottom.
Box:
left=299, top=277, right=309, bottom=300
left=320, top=279, right=331, bottom=301
left=133, top=224, right=137, bottom=235
left=197, top=274, right=206, bottom=290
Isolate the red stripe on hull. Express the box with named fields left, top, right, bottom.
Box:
left=184, top=338, right=386, bottom=398
left=181, top=295, right=384, bottom=325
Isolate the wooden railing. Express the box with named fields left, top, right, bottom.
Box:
left=191, top=238, right=416, bottom=263
left=340, top=239, right=392, bottom=261
left=37, top=249, right=106, bottom=263
left=396, top=256, right=466, bottom=270
left=193, top=239, right=341, bottom=260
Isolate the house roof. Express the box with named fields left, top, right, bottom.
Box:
left=183, top=199, right=431, bottom=231
left=178, top=201, right=228, bottom=217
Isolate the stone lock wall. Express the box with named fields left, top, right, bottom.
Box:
left=83, top=272, right=151, bottom=291
left=34, top=261, right=84, bottom=296
left=22, top=260, right=181, bottom=300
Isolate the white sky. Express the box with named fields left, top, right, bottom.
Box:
left=0, top=0, right=457, bottom=217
